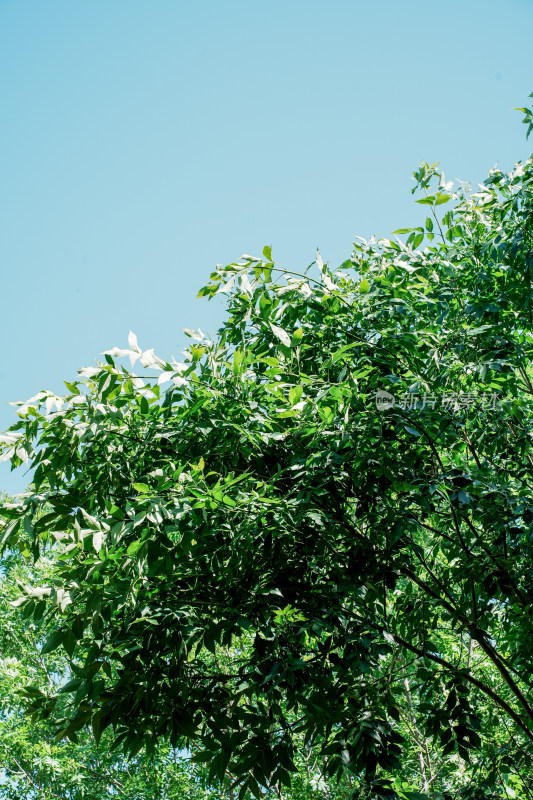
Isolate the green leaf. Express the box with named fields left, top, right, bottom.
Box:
left=191, top=751, right=213, bottom=763
left=435, top=191, right=451, bottom=205
left=91, top=711, right=105, bottom=745
left=270, top=323, right=291, bottom=347
left=403, top=426, right=421, bottom=436
left=291, top=327, right=304, bottom=345
left=289, top=385, right=303, bottom=405
left=132, top=483, right=150, bottom=494
left=59, top=678, right=83, bottom=693
left=63, top=629, right=77, bottom=657
left=127, top=540, right=144, bottom=556
left=41, top=629, right=64, bottom=655
left=467, top=325, right=493, bottom=336
left=92, top=530, right=104, bottom=553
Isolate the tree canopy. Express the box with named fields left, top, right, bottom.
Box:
left=0, top=540, right=372, bottom=800
left=0, top=545, right=218, bottom=800
left=2, top=98, right=533, bottom=799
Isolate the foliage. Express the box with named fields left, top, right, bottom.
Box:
left=2, top=101, right=533, bottom=798
left=0, top=542, right=364, bottom=800
left=0, top=547, right=226, bottom=799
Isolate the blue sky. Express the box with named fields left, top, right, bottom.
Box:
left=1, top=0, right=533, bottom=493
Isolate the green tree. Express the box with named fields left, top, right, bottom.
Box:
left=0, top=535, right=364, bottom=800
left=2, top=98, right=533, bottom=799
left=0, top=543, right=227, bottom=799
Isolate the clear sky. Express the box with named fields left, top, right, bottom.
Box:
left=1, top=0, right=533, bottom=494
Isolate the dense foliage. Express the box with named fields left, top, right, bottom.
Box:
left=0, top=546, right=225, bottom=800
left=2, top=98, right=533, bottom=798
left=0, top=544, right=380, bottom=800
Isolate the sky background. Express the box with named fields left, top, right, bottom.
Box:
left=1, top=0, right=533, bottom=494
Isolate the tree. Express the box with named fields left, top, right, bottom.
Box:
left=2, top=98, right=533, bottom=799
left=0, top=536, right=226, bottom=800
left=0, top=519, right=372, bottom=800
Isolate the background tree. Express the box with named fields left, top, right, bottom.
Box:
left=0, top=536, right=227, bottom=799
left=0, top=527, right=367, bottom=799
left=2, top=99, right=533, bottom=799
